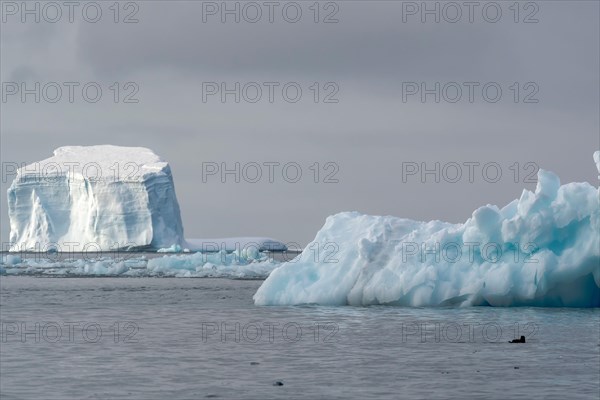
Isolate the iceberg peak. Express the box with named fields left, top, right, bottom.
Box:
left=594, top=150, right=600, bottom=179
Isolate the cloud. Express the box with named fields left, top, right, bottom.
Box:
left=1, top=1, right=598, bottom=244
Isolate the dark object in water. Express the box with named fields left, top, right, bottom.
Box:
left=273, top=381, right=284, bottom=386
left=510, top=336, right=526, bottom=343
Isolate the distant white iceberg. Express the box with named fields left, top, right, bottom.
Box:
left=184, top=237, right=287, bottom=252
left=254, top=152, right=600, bottom=307
left=7, top=145, right=289, bottom=253
left=7, top=145, right=185, bottom=251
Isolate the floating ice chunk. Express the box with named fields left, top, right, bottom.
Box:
left=157, top=244, right=183, bottom=253
left=147, top=250, right=279, bottom=278
left=1, top=251, right=280, bottom=278
left=1, top=255, right=22, bottom=266
left=254, top=153, right=600, bottom=307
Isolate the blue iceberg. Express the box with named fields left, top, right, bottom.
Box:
left=254, top=152, right=600, bottom=307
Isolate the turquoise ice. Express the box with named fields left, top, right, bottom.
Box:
left=254, top=152, right=600, bottom=307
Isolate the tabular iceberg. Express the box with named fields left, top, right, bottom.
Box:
left=254, top=152, right=600, bottom=307
left=7, top=145, right=185, bottom=251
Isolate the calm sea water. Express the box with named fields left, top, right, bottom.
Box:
left=1, top=276, right=598, bottom=400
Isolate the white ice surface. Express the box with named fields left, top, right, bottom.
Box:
left=7, top=145, right=185, bottom=251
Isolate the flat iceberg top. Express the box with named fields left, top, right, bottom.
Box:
left=16, top=145, right=170, bottom=182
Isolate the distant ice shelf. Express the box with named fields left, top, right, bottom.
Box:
left=254, top=151, right=600, bottom=307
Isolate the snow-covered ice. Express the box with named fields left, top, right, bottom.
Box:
left=254, top=152, right=600, bottom=307
left=7, top=145, right=185, bottom=251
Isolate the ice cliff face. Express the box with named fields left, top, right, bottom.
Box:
left=254, top=152, right=600, bottom=307
left=7, top=145, right=185, bottom=251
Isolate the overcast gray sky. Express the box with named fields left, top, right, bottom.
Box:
left=1, top=0, right=599, bottom=247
